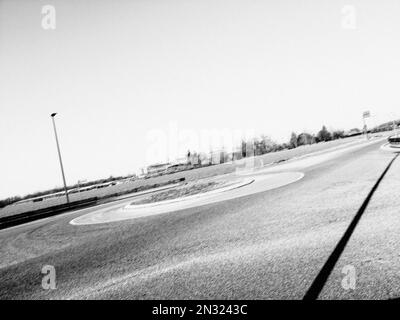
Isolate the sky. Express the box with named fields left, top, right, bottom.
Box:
left=1, top=0, right=400, bottom=199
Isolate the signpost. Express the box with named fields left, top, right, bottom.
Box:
left=363, top=110, right=371, bottom=140
left=77, top=179, right=87, bottom=193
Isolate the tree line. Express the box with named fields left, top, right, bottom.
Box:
left=184, top=125, right=355, bottom=166
left=239, top=125, right=348, bottom=158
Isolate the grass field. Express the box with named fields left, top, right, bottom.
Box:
left=129, top=177, right=246, bottom=205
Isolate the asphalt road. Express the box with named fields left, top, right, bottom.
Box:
left=1, top=137, right=399, bottom=300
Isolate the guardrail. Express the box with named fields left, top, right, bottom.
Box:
left=0, top=197, right=98, bottom=230
left=0, top=177, right=189, bottom=230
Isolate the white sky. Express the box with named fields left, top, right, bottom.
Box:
left=1, top=0, right=400, bottom=199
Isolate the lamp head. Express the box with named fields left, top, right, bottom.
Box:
left=51, top=113, right=57, bottom=118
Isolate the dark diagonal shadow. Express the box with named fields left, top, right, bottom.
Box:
left=303, top=153, right=399, bottom=300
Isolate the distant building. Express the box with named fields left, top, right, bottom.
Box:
left=145, top=163, right=170, bottom=177
left=344, top=128, right=362, bottom=137
left=15, top=191, right=67, bottom=204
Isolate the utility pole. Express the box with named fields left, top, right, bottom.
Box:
left=51, top=113, right=70, bottom=204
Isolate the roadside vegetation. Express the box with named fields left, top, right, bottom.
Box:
left=0, top=175, right=136, bottom=209
left=1, top=120, right=397, bottom=210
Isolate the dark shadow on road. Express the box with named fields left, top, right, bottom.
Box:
left=303, top=153, right=400, bottom=300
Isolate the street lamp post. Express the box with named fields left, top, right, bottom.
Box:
left=51, top=113, right=70, bottom=204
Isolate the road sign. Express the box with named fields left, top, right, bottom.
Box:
left=363, top=111, right=371, bottom=118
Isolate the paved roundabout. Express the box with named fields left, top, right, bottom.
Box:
left=70, top=171, right=305, bottom=225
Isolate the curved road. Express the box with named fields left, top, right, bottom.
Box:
left=1, top=138, right=400, bottom=299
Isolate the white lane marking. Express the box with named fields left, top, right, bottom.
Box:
left=380, top=143, right=400, bottom=153
left=0, top=184, right=185, bottom=234
left=70, top=172, right=304, bottom=226
left=123, top=178, right=255, bottom=210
